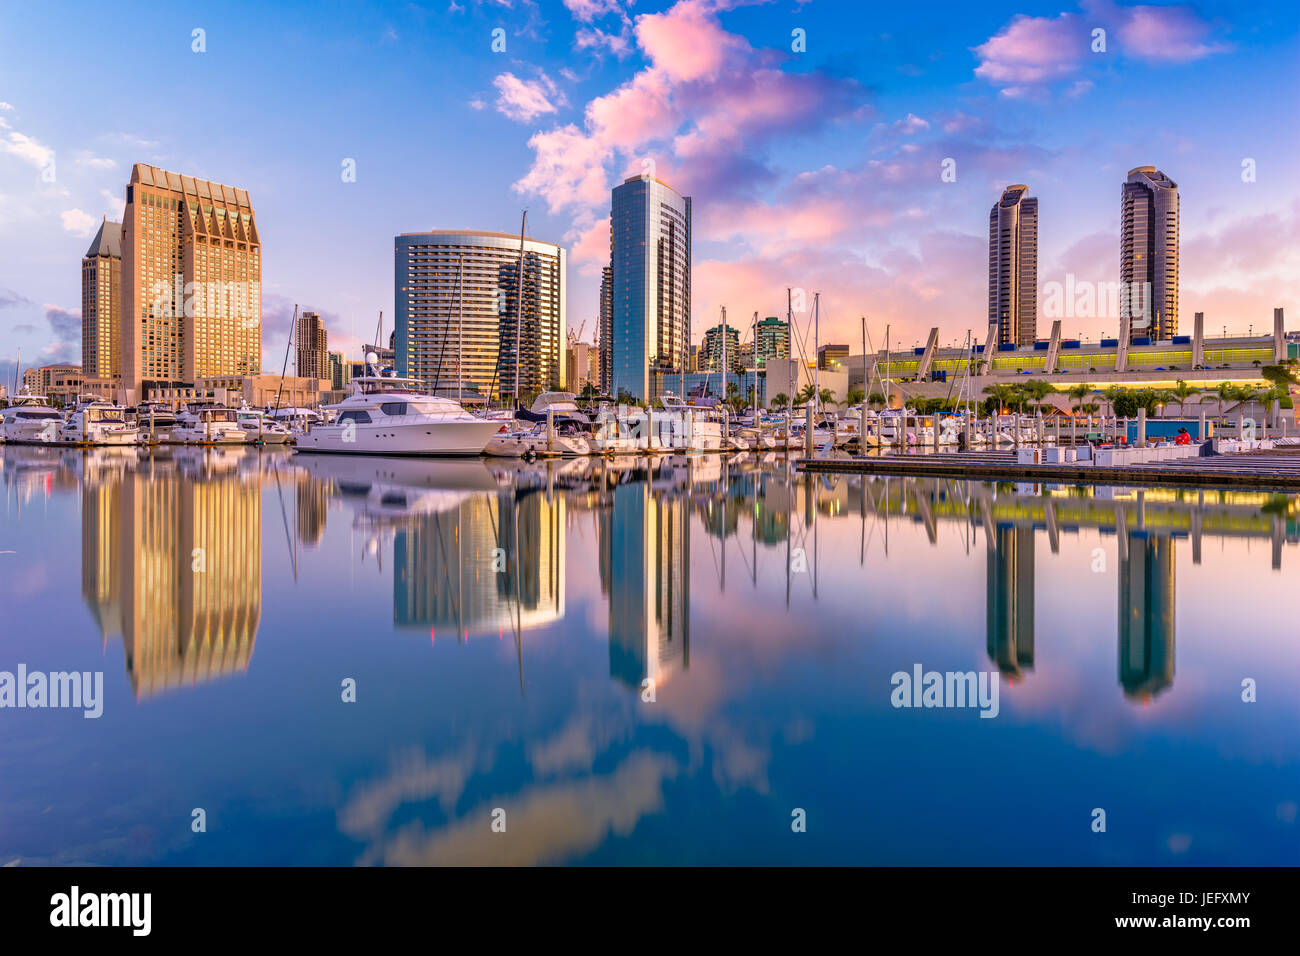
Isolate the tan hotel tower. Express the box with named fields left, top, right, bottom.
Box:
left=121, top=164, right=261, bottom=400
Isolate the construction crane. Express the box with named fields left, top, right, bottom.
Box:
left=566, top=319, right=587, bottom=348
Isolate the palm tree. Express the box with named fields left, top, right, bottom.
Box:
left=1169, top=379, right=1199, bottom=416
left=867, top=391, right=887, bottom=410
left=1065, top=383, right=1093, bottom=413
left=845, top=387, right=865, bottom=408
left=769, top=392, right=789, bottom=411
left=794, top=383, right=816, bottom=406
left=818, top=387, right=836, bottom=411
left=982, top=383, right=1018, bottom=414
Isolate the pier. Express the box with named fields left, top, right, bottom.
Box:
left=798, top=445, right=1300, bottom=491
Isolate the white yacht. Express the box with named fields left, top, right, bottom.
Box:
left=484, top=422, right=591, bottom=458
left=237, top=407, right=294, bottom=445
left=294, top=366, right=500, bottom=456
left=62, top=400, right=139, bottom=446
left=173, top=404, right=249, bottom=445
left=2, top=394, right=64, bottom=444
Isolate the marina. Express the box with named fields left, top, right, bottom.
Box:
left=0, top=442, right=1295, bottom=866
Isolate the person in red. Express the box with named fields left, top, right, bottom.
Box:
left=1175, top=427, right=1191, bottom=445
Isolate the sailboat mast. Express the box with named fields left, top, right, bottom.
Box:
left=273, top=304, right=297, bottom=416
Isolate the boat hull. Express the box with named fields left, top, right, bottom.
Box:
left=294, top=419, right=501, bottom=456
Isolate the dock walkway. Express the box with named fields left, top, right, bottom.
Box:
left=798, top=447, right=1300, bottom=490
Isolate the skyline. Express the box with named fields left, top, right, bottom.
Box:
left=2, top=0, right=1298, bottom=381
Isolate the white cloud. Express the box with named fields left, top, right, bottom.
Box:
left=74, top=151, right=117, bottom=170
left=60, top=209, right=96, bottom=236
left=493, top=71, right=566, bottom=122
left=0, top=131, right=55, bottom=169
left=0, top=102, right=13, bottom=111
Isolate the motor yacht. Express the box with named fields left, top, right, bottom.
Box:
left=1, top=394, right=64, bottom=444
left=237, top=407, right=294, bottom=445
left=173, top=403, right=249, bottom=445
left=62, top=400, right=139, bottom=446
left=294, top=366, right=501, bottom=456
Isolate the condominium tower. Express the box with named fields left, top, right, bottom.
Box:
left=295, top=311, right=329, bottom=381
left=988, top=184, right=1038, bottom=347
left=395, top=230, right=566, bottom=398
left=120, top=164, right=261, bottom=399
left=82, top=217, right=122, bottom=381
left=1120, top=166, right=1179, bottom=341
left=609, top=176, right=691, bottom=401
left=756, top=316, right=790, bottom=367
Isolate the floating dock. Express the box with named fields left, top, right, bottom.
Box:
left=798, top=446, right=1300, bottom=491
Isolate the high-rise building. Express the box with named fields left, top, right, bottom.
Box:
left=817, top=343, right=849, bottom=370
left=756, top=316, right=789, bottom=367
left=295, top=311, right=328, bottom=381
left=395, top=230, right=566, bottom=399
left=598, top=265, right=613, bottom=394
left=120, top=164, right=261, bottom=400
left=700, top=323, right=740, bottom=373
left=566, top=341, right=598, bottom=391
left=609, top=175, right=691, bottom=401
left=988, top=184, right=1038, bottom=347
left=1118, top=529, right=1175, bottom=700
left=82, top=217, right=122, bottom=381
left=328, top=350, right=348, bottom=390
left=987, top=524, right=1034, bottom=680
left=1121, top=166, right=1179, bottom=341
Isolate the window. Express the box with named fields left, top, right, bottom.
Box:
left=337, top=410, right=371, bottom=424
left=380, top=402, right=408, bottom=416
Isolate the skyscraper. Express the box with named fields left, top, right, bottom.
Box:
left=82, top=217, right=121, bottom=382
left=598, top=264, right=612, bottom=394
left=395, top=230, right=566, bottom=399
left=609, top=175, right=691, bottom=401
left=756, top=316, right=789, bottom=367
left=120, top=164, right=261, bottom=400
left=1121, top=166, right=1179, bottom=341
left=988, top=184, right=1038, bottom=347
left=701, top=322, right=740, bottom=373
left=295, top=311, right=328, bottom=382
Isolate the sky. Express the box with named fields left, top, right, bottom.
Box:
left=1, top=0, right=1298, bottom=380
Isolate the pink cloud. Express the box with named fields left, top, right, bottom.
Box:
left=973, top=13, right=1086, bottom=86
left=1117, top=4, right=1231, bottom=62
left=492, top=71, right=565, bottom=123
left=634, top=1, right=749, bottom=83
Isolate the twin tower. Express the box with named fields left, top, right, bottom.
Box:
left=989, top=167, right=1179, bottom=347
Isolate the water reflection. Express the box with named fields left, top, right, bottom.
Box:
left=1, top=443, right=1296, bottom=865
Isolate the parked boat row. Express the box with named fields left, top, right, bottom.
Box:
left=0, top=393, right=308, bottom=447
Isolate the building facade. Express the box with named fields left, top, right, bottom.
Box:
left=1121, top=166, right=1179, bottom=342
left=566, top=341, right=599, bottom=391
left=756, top=316, right=789, bottom=367
left=296, top=311, right=328, bottom=381
left=395, top=230, right=566, bottom=399
left=82, top=218, right=122, bottom=381
left=817, top=343, right=849, bottom=370
left=598, top=265, right=613, bottom=393
left=609, top=176, right=691, bottom=401
left=120, top=164, right=261, bottom=401
left=988, top=184, right=1038, bottom=347
left=700, top=323, right=740, bottom=374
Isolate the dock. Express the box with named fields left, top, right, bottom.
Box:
left=798, top=445, right=1300, bottom=491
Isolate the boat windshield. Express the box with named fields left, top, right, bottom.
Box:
left=203, top=409, right=238, bottom=423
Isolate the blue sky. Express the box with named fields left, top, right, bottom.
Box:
left=2, top=0, right=1298, bottom=376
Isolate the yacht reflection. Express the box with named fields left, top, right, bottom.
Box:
left=80, top=447, right=262, bottom=698
left=294, top=456, right=564, bottom=643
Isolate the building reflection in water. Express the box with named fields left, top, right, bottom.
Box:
left=600, top=483, right=690, bottom=690
left=1118, top=529, right=1175, bottom=701
left=392, top=489, right=565, bottom=638
left=986, top=523, right=1035, bottom=681
left=81, top=450, right=262, bottom=698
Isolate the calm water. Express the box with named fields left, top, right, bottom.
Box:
left=0, top=444, right=1296, bottom=866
